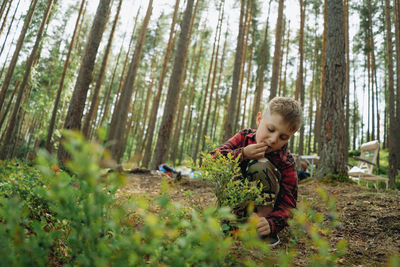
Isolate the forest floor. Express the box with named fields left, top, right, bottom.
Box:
left=117, top=171, right=400, bottom=266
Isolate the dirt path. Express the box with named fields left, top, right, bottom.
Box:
left=117, top=172, right=400, bottom=266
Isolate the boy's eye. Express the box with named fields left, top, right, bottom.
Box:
left=280, top=135, right=289, bottom=141
left=267, top=128, right=274, bottom=132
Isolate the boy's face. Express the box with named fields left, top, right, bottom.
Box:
left=255, top=111, right=295, bottom=153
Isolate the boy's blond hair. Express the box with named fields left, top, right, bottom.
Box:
left=263, top=96, right=303, bottom=132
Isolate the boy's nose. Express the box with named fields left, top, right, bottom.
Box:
left=269, top=134, right=278, bottom=144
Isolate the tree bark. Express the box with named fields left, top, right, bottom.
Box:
left=0, top=0, right=20, bottom=61
left=223, top=0, right=245, bottom=140
left=107, top=0, right=152, bottom=163
left=0, top=0, right=38, bottom=114
left=82, top=0, right=122, bottom=138
left=150, top=0, right=195, bottom=169
left=385, top=0, right=397, bottom=188
left=46, top=0, right=85, bottom=151
left=316, top=0, right=327, bottom=154
left=296, top=0, right=305, bottom=156
left=141, top=0, right=180, bottom=168
left=316, top=0, right=347, bottom=178
left=0, top=0, right=12, bottom=36
left=269, top=0, right=284, bottom=100
left=58, top=0, right=111, bottom=163
left=252, top=0, right=272, bottom=128
left=0, top=0, right=53, bottom=159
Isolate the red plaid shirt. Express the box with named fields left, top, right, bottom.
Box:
left=211, top=129, right=298, bottom=233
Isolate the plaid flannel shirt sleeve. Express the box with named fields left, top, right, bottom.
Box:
left=210, top=130, right=248, bottom=161
left=266, top=164, right=298, bottom=233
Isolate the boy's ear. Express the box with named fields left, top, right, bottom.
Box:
left=256, top=112, right=262, bottom=126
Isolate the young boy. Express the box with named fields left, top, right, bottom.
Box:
left=211, top=96, right=303, bottom=246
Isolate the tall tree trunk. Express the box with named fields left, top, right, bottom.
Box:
left=211, top=25, right=228, bottom=142
left=58, top=0, right=112, bottom=163
left=193, top=2, right=222, bottom=161
left=385, top=0, right=397, bottom=188
left=107, top=0, right=152, bottom=163
left=0, top=0, right=38, bottom=113
left=282, top=21, right=291, bottom=97
left=0, top=80, right=19, bottom=130
left=46, top=0, right=85, bottom=151
left=252, top=0, right=272, bottom=128
left=141, top=0, right=180, bottom=168
left=235, top=1, right=251, bottom=132
left=0, top=0, right=9, bottom=24
left=0, top=0, right=20, bottom=61
left=223, top=0, right=245, bottom=140
left=0, top=0, right=12, bottom=36
left=114, top=8, right=141, bottom=107
left=344, top=0, right=350, bottom=155
left=241, top=41, right=253, bottom=129
left=99, top=34, right=125, bottom=127
left=316, top=0, right=327, bottom=153
left=269, top=0, right=284, bottom=100
left=352, top=66, right=357, bottom=150
left=297, top=0, right=305, bottom=156
left=316, top=0, right=347, bottom=178
left=0, top=0, right=53, bottom=159
left=394, top=0, right=400, bottom=161
left=179, top=30, right=205, bottom=164
left=150, top=0, right=195, bottom=169
left=82, top=0, right=122, bottom=138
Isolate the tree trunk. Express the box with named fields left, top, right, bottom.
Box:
left=82, top=0, right=122, bottom=138
left=179, top=30, right=205, bottom=164
left=316, top=0, right=347, bottom=178
left=168, top=0, right=200, bottom=164
left=296, top=0, right=305, bottom=156
left=141, top=0, right=180, bottom=168
left=99, top=31, right=128, bottom=126
left=0, top=0, right=20, bottom=61
left=235, top=1, right=251, bottom=132
left=106, top=0, right=152, bottom=163
left=252, top=0, right=272, bottom=128
left=46, top=0, right=85, bottom=151
left=193, top=2, right=223, bottom=161
left=150, top=0, right=195, bottom=169
left=385, top=0, right=397, bottom=188
left=344, top=0, right=350, bottom=156
left=211, top=26, right=228, bottom=142
left=0, top=0, right=38, bottom=113
left=0, top=0, right=53, bottom=160
left=316, top=0, right=327, bottom=154
left=0, top=80, right=19, bottom=130
left=58, top=0, right=111, bottom=163
left=241, top=37, right=253, bottom=129
left=282, top=21, right=291, bottom=97
left=114, top=8, right=141, bottom=108
left=394, top=0, right=400, bottom=161
left=0, top=0, right=12, bottom=36
left=223, top=0, right=245, bottom=140
left=269, top=0, right=284, bottom=100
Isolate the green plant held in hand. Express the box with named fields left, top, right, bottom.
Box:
left=190, top=152, right=270, bottom=219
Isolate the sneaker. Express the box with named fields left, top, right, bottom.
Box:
left=260, top=232, right=280, bottom=247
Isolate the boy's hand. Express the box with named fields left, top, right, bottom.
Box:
left=256, top=217, right=271, bottom=236
left=243, top=142, right=268, bottom=160
left=250, top=213, right=271, bottom=236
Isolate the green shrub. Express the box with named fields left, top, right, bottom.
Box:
left=288, top=188, right=347, bottom=266
left=190, top=152, right=270, bottom=222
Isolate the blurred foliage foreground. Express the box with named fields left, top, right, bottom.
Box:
left=0, top=131, right=398, bottom=266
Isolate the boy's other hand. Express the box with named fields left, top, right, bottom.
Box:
left=243, top=142, right=268, bottom=160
